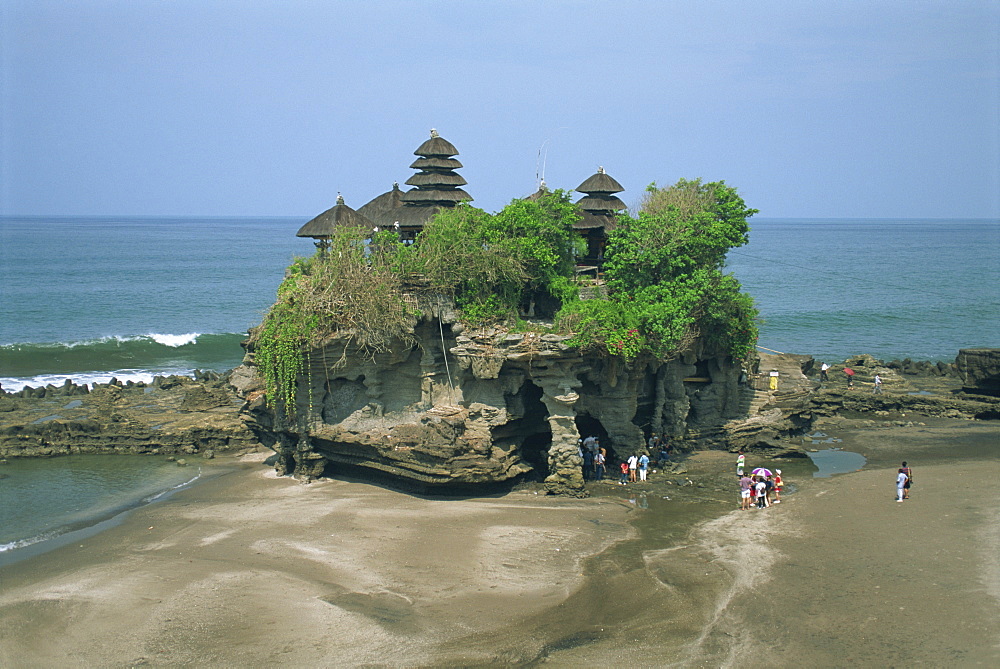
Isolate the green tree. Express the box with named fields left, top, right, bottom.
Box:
left=557, top=178, right=759, bottom=361
left=604, top=178, right=758, bottom=294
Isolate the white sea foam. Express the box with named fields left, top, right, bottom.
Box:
left=147, top=333, right=200, bottom=347
left=0, top=369, right=196, bottom=393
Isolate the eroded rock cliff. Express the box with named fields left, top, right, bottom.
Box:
left=237, top=295, right=748, bottom=496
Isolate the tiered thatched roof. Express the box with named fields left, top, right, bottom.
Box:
left=574, top=167, right=626, bottom=230
left=359, top=130, right=473, bottom=233
left=400, top=129, right=472, bottom=208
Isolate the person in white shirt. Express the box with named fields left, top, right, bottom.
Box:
left=896, top=468, right=908, bottom=501
left=627, top=454, right=638, bottom=482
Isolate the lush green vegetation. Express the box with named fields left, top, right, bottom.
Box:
left=557, top=179, right=759, bottom=361
left=252, top=182, right=759, bottom=413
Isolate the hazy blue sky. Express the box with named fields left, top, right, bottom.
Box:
left=2, top=0, right=998, bottom=218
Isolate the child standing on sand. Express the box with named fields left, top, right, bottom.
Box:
left=619, top=461, right=629, bottom=485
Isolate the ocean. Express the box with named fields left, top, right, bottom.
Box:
left=0, top=215, right=998, bottom=561
left=2, top=216, right=997, bottom=393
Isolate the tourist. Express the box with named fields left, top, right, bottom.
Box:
left=657, top=445, right=670, bottom=467
left=773, top=469, right=783, bottom=503
left=739, top=473, right=753, bottom=510
left=820, top=362, right=830, bottom=382
left=896, top=467, right=908, bottom=502
left=845, top=368, right=855, bottom=389
left=755, top=477, right=768, bottom=508
left=582, top=434, right=598, bottom=453
left=900, top=461, right=912, bottom=499
left=594, top=448, right=606, bottom=481
left=582, top=447, right=593, bottom=480
left=737, top=450, right=745, bottom=476
left=627, top=453, right=638, bottom=482
left=647, top=432, right=659, bottom=450
left=619, top=461, right=629, bottom=485
left=764, top=475, right=774, bottom=506
left=638, top=452, right=650, bottom=481
left=873, top=374, right=883, bottom=394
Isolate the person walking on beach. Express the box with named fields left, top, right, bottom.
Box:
left=820, top=362, right=830, bottom=382
left=900, top=461, right=912, bottom=499
left=638, top=452, right=650, bottom=481
left=627, top=454, right=638, bottom=482
left=737, top=450, right=745, bottom=476
left=739, top=474, right=753, bottom=510
left=773, top=469, right=783, bottom=503
left=873, top=374, right=883, bottom=394
left=896, top=467, right=908, bottom=501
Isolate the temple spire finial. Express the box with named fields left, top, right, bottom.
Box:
left=430, top=128, right=439, bottom=138
left=336, top=192, right=344, bottom=205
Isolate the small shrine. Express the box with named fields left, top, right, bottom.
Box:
left=296, top=194, right=374, bottom=251
left=573, top=167, right=627, bottom=264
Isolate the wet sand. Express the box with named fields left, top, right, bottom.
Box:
left=1, top=420, right=997, bottom=667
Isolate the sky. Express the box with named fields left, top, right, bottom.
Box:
left=1, top=0, right=998, bottom=219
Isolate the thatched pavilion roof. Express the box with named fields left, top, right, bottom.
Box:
left=576, top=167, right=624, bottom=195
left=297, top=195, right=374, bottom=238
left=576, top=194, right=627, bottom=212
left=413, top=129, right=459, bottom=158
left=575, top=211, right=620, bottom=231
left=410, top=156, right=463, bottom=170
left=524, top=180, right=550, bottom=201
left=405, top=171, right=468, bottom=188
left=400, top=188, right=472, bottom=204
left=357, top=183, right=404, bottom=224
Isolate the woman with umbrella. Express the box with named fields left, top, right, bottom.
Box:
left=844, top=367, right=855, bottom=389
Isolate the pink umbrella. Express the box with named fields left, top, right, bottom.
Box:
left=843, top=368, right=855, bottom=376
left=751, top=467, right=772, bottom=477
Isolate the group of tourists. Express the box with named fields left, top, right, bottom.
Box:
left=736, top=450, right=783, bottom=509
left=819, top=361, right=885, bottom=394
left=739, top=470, right=783, bottom=509
left=579, top=432, right=673, bottom=485
left=579, top=435, right=606, bottom=481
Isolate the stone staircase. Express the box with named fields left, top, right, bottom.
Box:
left=740, top=384, right=773, bottom=416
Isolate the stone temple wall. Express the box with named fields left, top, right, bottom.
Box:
left=238, top=297, right=746, bottom=496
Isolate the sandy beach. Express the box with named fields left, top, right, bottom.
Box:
left=1, top=419, right=997, bottom=667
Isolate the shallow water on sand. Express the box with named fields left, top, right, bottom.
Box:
left=0, top=455, right=206, bottom=561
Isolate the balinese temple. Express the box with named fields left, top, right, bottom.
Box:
left=296, top=194, right=375, bottom=251
left=573, top=166, right=627, bottom=264
left=358, top=129, right=472, bottom=243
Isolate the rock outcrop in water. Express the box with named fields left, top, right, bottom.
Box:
left=236, top=294, right=750, bottom=496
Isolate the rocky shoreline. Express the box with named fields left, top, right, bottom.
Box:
left=0, top=372, right=260, bottom=460
left=2, top=350, right=997, bottom=490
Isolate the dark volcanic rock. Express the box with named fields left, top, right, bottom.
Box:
left=956, top=348, right=1000, bottom=396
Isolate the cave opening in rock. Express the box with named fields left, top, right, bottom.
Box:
left=575, top=414, right=615, bottom=462
left=493, top=379, right=551, bottom=481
